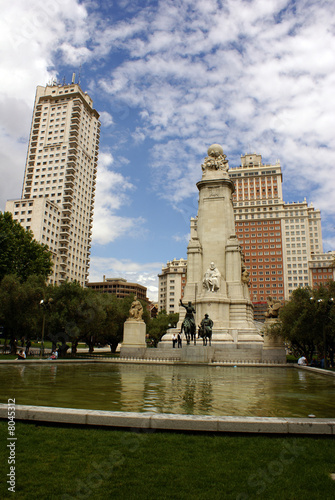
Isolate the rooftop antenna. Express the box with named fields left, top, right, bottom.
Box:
left=72, top=72, right=76, bottom=84
left=78, top=64, right=82, bottom=85
left=62, top=76, right=65, bottom=86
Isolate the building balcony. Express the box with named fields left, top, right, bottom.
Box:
left=65, top=180, right=74, bottom=189
left=59, top=234, right=69, bottom=243
left=61, top=213, right=71, bottom=222
left=59, top=231, right=70, bottom=240
left=63, top=198, right=73, bottom=207
left=67, top=160, right=76, bottom=169
left=62, top=201, right=73, bottom=210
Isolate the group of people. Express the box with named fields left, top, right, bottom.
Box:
left=298, top=355, right=327, bottom=369
left=171, top=332, right=183, bottom=348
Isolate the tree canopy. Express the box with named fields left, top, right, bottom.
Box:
left=272, top=282, right=335, bottom=365
left=147, top=310, right=179, bottom=347
left=0, top=211, right=53, bottom=282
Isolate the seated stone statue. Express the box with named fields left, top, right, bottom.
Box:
left=203, top=262, right=221, bottom=292
left=264, top=296, right=282, bottom=318
left=241, top=268, right=250, bottom=284
left=129, top=296, right=143, bottom=321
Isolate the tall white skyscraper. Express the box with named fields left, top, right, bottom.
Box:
left=6, top=82, right=100, bottom=285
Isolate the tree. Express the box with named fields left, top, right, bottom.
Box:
left=274, top=283, right=335, bottom=364
left=0, top=212, right=53, bottom=282
left=47, top=281, right=104, bottom=354
left=147, top=310, right=179, bottom=347
left=0, top=274, right=46, bottom=353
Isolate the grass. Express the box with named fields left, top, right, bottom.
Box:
left=0, top=421, right=335, bottom=499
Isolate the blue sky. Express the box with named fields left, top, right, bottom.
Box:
left=1, top=0, right=335, bottom=301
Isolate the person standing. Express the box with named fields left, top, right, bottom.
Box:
left=172, top=333, right=177, bottom=348
left=25, top=339, right=31, bottom=356
left=177, top=332, right=182, bottom=348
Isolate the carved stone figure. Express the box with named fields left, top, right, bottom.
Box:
left=201, top=144, right=229, bottom=172
left=241, top=268, right=250, bottom=285
left=128, top=295, right=143, bottom=321
left=264, top=296, right=282, bottom=318
left=203, top=262, right=221, bottom=292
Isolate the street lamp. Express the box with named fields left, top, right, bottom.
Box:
left=39, top=298, right=53, bottom=357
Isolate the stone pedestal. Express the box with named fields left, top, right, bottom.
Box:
left=120, top=319, right=147, bottom=358
left=262, top=318, right=286, bottom=363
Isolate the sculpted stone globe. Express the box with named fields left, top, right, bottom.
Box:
left=207, top=144, right=224, bottom=157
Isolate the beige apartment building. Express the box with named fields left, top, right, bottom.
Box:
left=6, top=82, right=100, bottom=285
left=87, top=277, right=148, bottom=301
left=158, top=258, right=187, bottom=312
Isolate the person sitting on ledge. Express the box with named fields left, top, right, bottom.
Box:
left=48, top=350, right=58, bottom=360
left=297, top=355, right=308, bottom=366
left=16, top=349, right=26, bottom=360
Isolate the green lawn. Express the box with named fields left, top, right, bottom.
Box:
left=0, top=421, right=334, bottom=499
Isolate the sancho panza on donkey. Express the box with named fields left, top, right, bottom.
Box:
left=179, top=299, right=196, bottom=345
left=198, top=314, right=213, bottom=346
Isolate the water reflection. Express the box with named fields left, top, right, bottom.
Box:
left=1, top=363, right=335, bottom=418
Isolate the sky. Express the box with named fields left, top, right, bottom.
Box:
left=1, top=0, right=335, bottom=302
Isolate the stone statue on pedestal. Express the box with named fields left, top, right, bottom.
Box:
left=128, top=296, right=143, bottom=321
left=203, top=262, right=221, bottom=292
left=264, top=296, right=282, bottom=318
left=201, top=144, right=229, bottom=172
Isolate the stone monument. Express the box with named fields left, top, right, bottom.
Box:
left=159, top=144, right=264, bottom=361
left=120, top=296, right=147, bottom=357
left=262, top=296, right=286, bottom=363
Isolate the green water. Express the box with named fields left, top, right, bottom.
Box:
left=1, top=363, right=335, bottom=418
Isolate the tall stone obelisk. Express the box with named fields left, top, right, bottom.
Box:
left=162, top=144, right=263, bottom=349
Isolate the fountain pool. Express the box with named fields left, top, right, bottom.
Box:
left=1, top=362, right=334, bottom=418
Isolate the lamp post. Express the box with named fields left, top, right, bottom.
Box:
left=39, top=298, right=53, bottom=357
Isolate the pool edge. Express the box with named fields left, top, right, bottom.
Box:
left=1, top=404, right=334, bottom=435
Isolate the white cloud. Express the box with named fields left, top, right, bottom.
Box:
left=92, top=159, right=146, bottom=244
left=2, top=0, right=335, bottom=255
left=95, top=0, right=335, bottom=229
left=99, top=111, right=114, bottom=127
